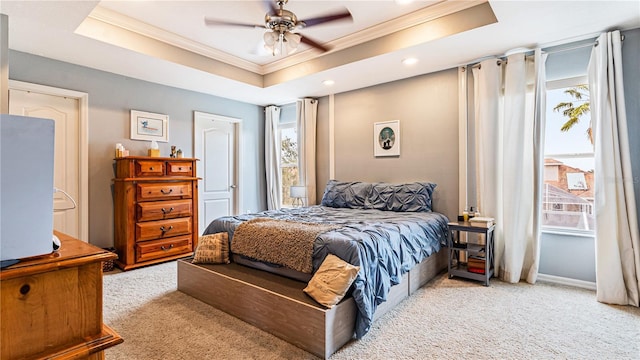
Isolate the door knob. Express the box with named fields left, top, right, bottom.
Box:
left=230, top=185, right=237, bottom=189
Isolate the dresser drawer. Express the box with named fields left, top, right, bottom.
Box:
left=137, top=182, right=192, bottom=201
left=135, top=160, right=165, bottom=177
left=137, top=200, right=192, bottom=221
left=135, top=235, right=192, bottom=263
left=167, top=161, right=194, bottom=176
left=135, top=217, right=192, bottom=242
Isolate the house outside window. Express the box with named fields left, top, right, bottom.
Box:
left=279, top=122, right=299, bottom=207
left=543, top=76, right=594, bottom=232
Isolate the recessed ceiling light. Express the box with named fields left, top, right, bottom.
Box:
left=402, top=57, right=418, bottom=66
left=395, top=0, right=414, bottom=4
left=322, top=80, right=335, bottom=86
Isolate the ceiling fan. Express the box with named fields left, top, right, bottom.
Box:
left=204, top=0, right=353, bottom=56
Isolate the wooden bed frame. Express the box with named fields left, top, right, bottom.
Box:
left=177, top=248, right=448, bottom=359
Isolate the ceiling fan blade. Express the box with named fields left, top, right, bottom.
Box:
left=204, top=17, right=263, bottom=29
left=300, top=9, right=353, bottom=28
left=299, top=34, right=331, bottom=52
left=261, top=0, right=278, bottom=15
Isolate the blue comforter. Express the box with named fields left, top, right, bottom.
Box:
left=203, top=205, right=449, bottom=339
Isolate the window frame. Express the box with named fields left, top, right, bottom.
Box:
left=278, top=120, right=299, bottom=207
left=542, top=75, right=594, bottom=235
left=278, top=121, right=297, bottom=168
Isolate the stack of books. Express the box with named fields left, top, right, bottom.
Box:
left=469, top=216, right=495, bottom=228
left=467, top=256, right=486, bottom=274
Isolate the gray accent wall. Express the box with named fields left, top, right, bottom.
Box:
left=8, top=50, right=265, bottom=248
left=317, top=69, right=460, bottom=220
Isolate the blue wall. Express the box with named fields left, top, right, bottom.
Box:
left=8, top=50, right=266, bottom=247
left=622, top=28, right=640, bottom=230
left=540, top=232, right=596, bottom=282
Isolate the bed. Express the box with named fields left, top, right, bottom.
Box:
left=177, top=180, right=450, bottom=358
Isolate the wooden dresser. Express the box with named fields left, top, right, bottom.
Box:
left=113, top=156, right=199, bottom=270
left=0, top=232, right=123, bottom=359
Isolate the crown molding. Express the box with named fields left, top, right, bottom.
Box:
left=262, top=0, right=487, bottom=73
left=263, top=1, right=496, bottom=87
left=86, top=1, right=487, bottom=77
left=88, top=5, right=263, bottom=74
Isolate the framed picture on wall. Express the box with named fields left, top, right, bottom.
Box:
left=130, top=110, right=169, bottom=142
left=374, top=120, right=400, bottom=157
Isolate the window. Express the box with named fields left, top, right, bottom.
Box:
left=279, top=122, right=299, bottom=207
left=566, top=172, right=588, bottom=190
left=543, top=76, right=594, bottom=232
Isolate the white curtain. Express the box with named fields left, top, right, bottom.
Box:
left=529, top=49, right=547, bottom=284
left=472, top=50, right=546, bottom=284
left=296, top=98, right=318, bottom=205
left=265, top=105, right=281, bottom=210
left=473, top=58, right=504, bottom=278
left=590, top=30, right=640, bottom=306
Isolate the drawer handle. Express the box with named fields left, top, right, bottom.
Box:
left=160, top=225, right=174, bottom=234
left=161, top=188, right=173, bottom=195
left=178, top=167, right=182, bottom=171
left=149, top=167, right=154, bottom=170
left=161, top=244, right=174, bottom=251
left=161, top=207, right=175, bottom=214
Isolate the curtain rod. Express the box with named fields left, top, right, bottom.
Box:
left=462, top=34, right=625, bottom=71
left=464, top=58, right=507, bottom=71
left=543, top=34, right=625, bottom=55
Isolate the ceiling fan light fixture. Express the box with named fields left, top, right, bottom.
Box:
left=206, top=0, right=351, bottom=57
left=264, top=31, right=278, bottom=46
left=264, top=30, right=301, bottom=56
left=284, top=32, right=301, bottom=53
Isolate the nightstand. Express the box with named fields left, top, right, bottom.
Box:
left=1, top=232, right=123, bottom=359
left=447, top=221, right=495, bottom=286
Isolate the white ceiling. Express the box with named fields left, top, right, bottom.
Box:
left=2, top=1, right=639, bottom=106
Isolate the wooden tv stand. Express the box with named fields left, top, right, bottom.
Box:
left=0, top=231, right=123, bottom=359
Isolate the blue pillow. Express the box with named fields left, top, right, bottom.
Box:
left=367, top=182, right=436, bottom=212
left=321, top=180, right=372, bottom=209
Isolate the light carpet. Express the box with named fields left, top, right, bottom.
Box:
left=103, top=261, right=640, bottom=360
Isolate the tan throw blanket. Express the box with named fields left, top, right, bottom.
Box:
left=231, top=218, right=341, bottom=274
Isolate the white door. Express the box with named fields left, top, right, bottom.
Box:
left=9, top=88, right=82, bottom=239
left=194, top=112, right=241, bottom=235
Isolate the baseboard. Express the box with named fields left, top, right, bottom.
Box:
left=537, top=273, right=596, bottom=290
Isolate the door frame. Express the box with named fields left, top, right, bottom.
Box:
left=9, top=80, right=89, bottom=242
left=193, top=111, right=242, bottom=222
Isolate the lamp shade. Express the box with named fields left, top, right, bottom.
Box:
left=263, top=31, right=278, bottom=46
left=264, top=30, right=301, bottom=56
left=283, top=32, right=301, bottom=54
left=290, top=185, right=306, bottom=198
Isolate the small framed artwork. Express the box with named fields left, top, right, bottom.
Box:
left=374, top=120, right=400, bottom=157
left=130, top=110, right=169, bottom=142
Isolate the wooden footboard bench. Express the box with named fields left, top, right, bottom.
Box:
left=177, top=249, right=447, bottom=358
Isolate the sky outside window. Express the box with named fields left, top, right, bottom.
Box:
left=544, top=87, right=594, bottom=172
